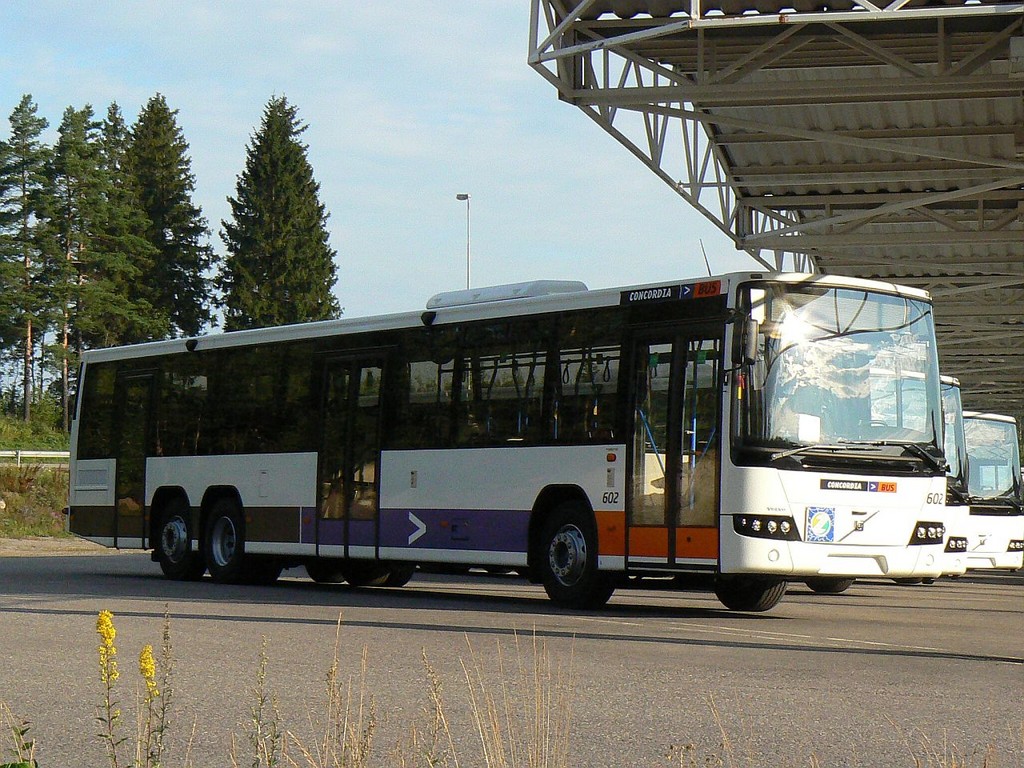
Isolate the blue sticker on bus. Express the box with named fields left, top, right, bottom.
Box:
left=806, top=507, right=835, bottom=542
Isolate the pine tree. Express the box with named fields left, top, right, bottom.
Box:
left=48, top=105, right=105, bottom=429
left=128, top=93, right=215, bottom=337
left=219, top=95, right=340, bottom=331
left=0, top=95, right=52, bottom=421
left=47, top=105, right=168, bottom=428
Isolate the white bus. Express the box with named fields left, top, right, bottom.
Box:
left=68, top=272, right=949, bottom=612
left=938, top=376, right=970, bottom=576
left=962, top=411, right=1024, bottom=570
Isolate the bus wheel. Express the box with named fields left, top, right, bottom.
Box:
left=204, top=499, right=247, bottom=583
left=382, top=563, right=416, bottom=587
left=244, top=558, right=283, bottom=585
left=804, top=577, right=855, bottom=595
left=714, top=576, right=787, bottom=612
left=341, top=561, right=392, bottom=587
left=155, top=498, right=206, bottom=581
left=306, top=560, right=347, bottom=584
left=538, top=502, right=615, bottom=609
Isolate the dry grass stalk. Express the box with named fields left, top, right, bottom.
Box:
left=232, top=637, right=283, bottom=768
left=0, top=700, right=36, bottom=766
left=396, top=649, right=460, bottom=768
left=460, top=631, right=574, bottom=768
left=284, top=615, right=377, bottom=768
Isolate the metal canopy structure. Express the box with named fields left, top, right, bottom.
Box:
left=529, top=0, right=1024, bottom=417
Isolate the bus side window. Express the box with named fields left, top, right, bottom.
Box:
left=388, top=327, right=459, bottom=450
left=553, top=345, right=620, bottom=442
left=453, top=320, right=549, bottom=447
left=77, top=363, right=118, bottom=459
left=393, top=358, right=454, bottom=448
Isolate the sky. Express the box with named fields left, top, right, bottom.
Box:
left=0, top=1, right=761, bottom=323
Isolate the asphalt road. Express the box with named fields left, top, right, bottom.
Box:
left=0, top=546, right=1021, bottom=767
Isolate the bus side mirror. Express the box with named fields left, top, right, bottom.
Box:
left=742, top=318, right=760, bottom=365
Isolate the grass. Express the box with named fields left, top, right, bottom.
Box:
left=0, top=413, right=69, bottom=539
left=0, top=413, right=69, bottom=453
left=1, top=611, right=1020, bottom=768
left=0, top=464, right=69, bottom=538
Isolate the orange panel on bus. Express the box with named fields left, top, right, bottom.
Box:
left=676, top=526, right=719, bottom=560
left=595, top=510, right=626, bottom=556
left=628, top=526, right=669, bottom=558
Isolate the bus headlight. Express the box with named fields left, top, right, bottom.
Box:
left=1007, top=540, right=1024, bottom=552
left=733, top=515, right=801, bottom=541
left=908, top=522, right=945, bottom=545
left=944, top=537, right=968, bottom=553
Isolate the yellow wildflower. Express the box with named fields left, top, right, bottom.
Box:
left=97, top=610, right=119, bottom=684
left=139, top=644, right=159, bottom=699
left=97, top=610, right=116, bottom=646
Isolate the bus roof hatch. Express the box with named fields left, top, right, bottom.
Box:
left=426, top=280, right=589, bottom=309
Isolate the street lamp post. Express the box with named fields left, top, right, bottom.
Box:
left=456, top=193, right=470, bottom=289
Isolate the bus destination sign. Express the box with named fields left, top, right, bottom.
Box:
left=620, top=280, right=722, bottom=305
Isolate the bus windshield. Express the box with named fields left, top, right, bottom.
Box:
left=737, top=282, right=942, bottom=459
left=964, top=416, right=1022, bottom=501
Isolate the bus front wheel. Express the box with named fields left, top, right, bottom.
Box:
left=538, top=502, right=615, bottom=609
left=714, top=576, right=787, bottom=612
left=155, top=497, right=206, bottom=581
left=204, top=499, right=247, bottom=583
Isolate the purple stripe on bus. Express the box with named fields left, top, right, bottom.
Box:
left=300, top=507, right=317, bottom=544
left=348, top=519, right=375, bottom=547
left=315, top=518, right=345, bottom=546
left=378, top=508, right=530, bottom=552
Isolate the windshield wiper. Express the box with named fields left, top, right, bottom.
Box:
left=837, top=439, right=947, bottom=473
left=771, top=443, right=853, bottom=462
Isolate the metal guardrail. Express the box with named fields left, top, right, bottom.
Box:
left=0, top=450, right=70, bottom=466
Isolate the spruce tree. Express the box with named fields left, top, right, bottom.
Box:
left=128, top=93, right=215, bottom=337
left=219, top=95, right=340, bottom=331
left=0, top=95, right=52, bottom=421
left=94, top=103, right=167, bottom=345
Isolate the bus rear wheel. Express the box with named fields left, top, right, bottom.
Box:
left=155, top=498, right=206, bottom=581
left=714, top=576, right=787, bottom=612
left=306, top=560, right=347, bottom=584
left=538, top=502, right=615, bottom=609
left=204, top=499, right=248, bottom=584
left=804, top=577, right=855, bottom=595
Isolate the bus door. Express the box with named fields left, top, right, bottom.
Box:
left=317, top=355, right=385, bottom=558
left=113, top=372, right=155, bottom=548
left=628, top=330, right=721, bottom=569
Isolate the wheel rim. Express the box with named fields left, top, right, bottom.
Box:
left=548, top=524, right=587, bottom=587
left=160, top=516, right=189, bottom=564
left=210, top=516, right=237, bottom=568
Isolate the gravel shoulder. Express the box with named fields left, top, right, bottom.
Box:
left=0, top=536, right=120, bottom=556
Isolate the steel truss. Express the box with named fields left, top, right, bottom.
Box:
left=529, top=0, right=1024, bottom=415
